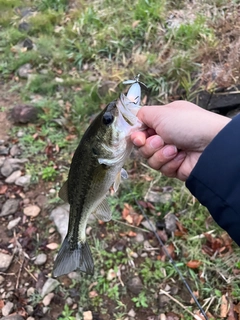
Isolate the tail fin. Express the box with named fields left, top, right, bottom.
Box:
left=52, top=238, right=94, bottom=277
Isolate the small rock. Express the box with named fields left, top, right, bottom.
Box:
left=2, top=301, right=14, bottom=316
left=35, top=194, right=48, bottom=207
left=17, top=63, right=32, bottom=79
left=131, top=252, right=138, bottom=259
left=135, top=233, right=144, bottom=243
left=0, top=157, right=5, bottom=167
left=23, top=205, right=41, bottom=217
left=0, top=199, right=20, bottom=217
left=25, top=305, right=34, bottom=315
left=127, top=276, right=143, bottom=295
left=141, top=219, right=157, bottom=232
left=0, top=146, right=9, bottom=155
left=49, top=188, right=56, bottom=194
left=1, top=160, right=14, bottom=177
left=145, top=190, right=172, bottom=204
left=41, top=278, right=59, bottom=298
left=7, top=217, right=21, bottom=230
left=10, top=145, right=21, bottom=157
left=23, top=38, right=33, bottom=50
left=18, top=21, right=31, bottom=32
left=0, top=252, right=13, bottom=272
left=27, top=287, right=35, bottom=297
left=66, top=297, right=73, bottom=306
left=5, top=170, right=22, bottom=184
left=67, top=272, right=80, bottom=280
left=1, top=316, right=24, bottom=320
left=8, top=158, right=28, bottom=167
left=26, top=317, right=35, bottom=320
left=15, top=174, right=31, bottom=187
left=34, top=253, right=47, bottom=266
left=11, top=105, right=38, bottom=124
left=42, top=292, right=54, bottom=306
left=164, top=213, right=176, bottom=233
left=128, top=309, right=136, bottom=318
left=83, top=311, right=93, bottom=320
left=50, top=204, right=70, bottom=242
left=17, top=130, right=24, bottom=138
left=0, top=275, right=4, bottom=284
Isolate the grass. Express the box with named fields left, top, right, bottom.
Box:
left=1, top=0, right=240, bottom=319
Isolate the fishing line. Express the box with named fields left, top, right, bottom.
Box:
left=133, top=195, right=209, bottom=320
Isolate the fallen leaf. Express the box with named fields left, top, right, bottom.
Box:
left=89, top=291, right=98, bottom=298
left=46, top=243, right=59, bottom=250
left=0, top=300, right=4, bottom=309
left=220, top=295, right=228, bottom=318
left=127, top=231, right=137, bottom=237
left=186, top=260, right=202, bottom=269
left=132, top=20, right=140, bottom=28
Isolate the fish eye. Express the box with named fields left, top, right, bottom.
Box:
left=102, top=112, right=114, bottom=125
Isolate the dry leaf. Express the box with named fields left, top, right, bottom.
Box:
left=0, top=300, right=4, bottom=309
left=186, top=260, right=202, bottom=269
left=89, top=291, right=98, bottom=298
left=46, top=243, right=59, bottom=250
left=220, top=295, right=228, bottom=318
left=0, top=185, right=8, bottom=194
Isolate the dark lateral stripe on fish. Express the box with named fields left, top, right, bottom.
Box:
left=52, top=238, right=94, bottom=277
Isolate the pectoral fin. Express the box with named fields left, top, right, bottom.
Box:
left=113, top=168, right=128, bottom=192
left=59, top=180, right=69, bottom=203
left=94, top=198, right=112, bottom=222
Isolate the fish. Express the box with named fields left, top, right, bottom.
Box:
left=52, top=76, right=146, bottom=278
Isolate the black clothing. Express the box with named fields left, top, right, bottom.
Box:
left=186, top=114, right=240, bottom=246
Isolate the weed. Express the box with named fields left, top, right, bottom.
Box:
left=132, top=291, right=148, bottom=308
left=58, top=304, right=75, bottom=320
left=41, top=162, right=58, bottom=181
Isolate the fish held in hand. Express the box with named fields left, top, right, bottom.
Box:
left=53, top=77, right=146, bottom=277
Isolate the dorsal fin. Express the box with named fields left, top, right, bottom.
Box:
left=59, top=180, right=69, bottom=203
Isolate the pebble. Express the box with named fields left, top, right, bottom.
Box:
left=41, top=278, right=59, bottom=298
left=83, top=311, right=93, bottom=320
left=1, top=160, right=14, bottom=177
left=34, top=253, right=47, bottom=266
left=50, top=204, right=70, bottom=242
left=42, top=292, right=54, bottom=306
left=2, top=301, right=14, bottom=316
left=27, top=287, right=35, bottom=297
left=66, top=297, right=73, bottom=306
left=107, top=269, right=116, bottom=281
left=0, top=146, right=9, bottom=155
left=18, top=21, right=31, bottom=32
left=26, top=305, right=34, bottom=316
left=5, top=170, right=22, bottom=184
left=0, top=316, right=24, bottom=320
left=0, top=275, right=4, bottom=284
left=23, top=205, right=41, bottom=217
left=128, top=309, right=136, bottom=318
left=127, top=276, right=143, bottom=295
left=10, top=145, right=21, bottom=157
left=26, top=317, right=35, bottom=320
left=0, top=199, right=20, bottom=217
left=7, top=217, right=21, bottom=230
left=15, top=174, right=31, bottom=187
left=17, top=63, right=32, bottom=79
left=17, top=130, right=24, bottom=138
left=135, top=233, right=144, bottom=243
left=35, top=194, right=48, bottom=207
left=11, top=105, right=38, bottom=124
left=141, top=219, right=157, bottom=232
left=0, top=252, right=13, bottom=271
left=164, top=213, right=176, bottom=233
left=67, top=272, right=80, bottom=280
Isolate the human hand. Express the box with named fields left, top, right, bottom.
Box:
left=131, top=101, right=231, bottom=180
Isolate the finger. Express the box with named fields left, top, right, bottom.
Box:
left=138, top=135, right=164, bottom=158
left=131, top=131, right=149, bottom=147
left=147, top=145, right=178, bottom=170
left=160, top=152, right=187, bottom=180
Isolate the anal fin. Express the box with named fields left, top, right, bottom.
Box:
left=59, top=180, right=69, bottom=203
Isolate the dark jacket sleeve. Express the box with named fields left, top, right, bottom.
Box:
left=186, top=114, right=240, bottom=246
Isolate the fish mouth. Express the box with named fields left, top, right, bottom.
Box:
left=117, top=82, right=142, bottom=126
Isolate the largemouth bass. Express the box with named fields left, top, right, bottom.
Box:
left=53, top=77, right=146, bottom=277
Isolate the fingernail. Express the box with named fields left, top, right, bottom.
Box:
left=174, top=152, right=186, bottom=161
left=162, top=146, right=177, bottom=158
left=149, top=136, right=163, bottom=149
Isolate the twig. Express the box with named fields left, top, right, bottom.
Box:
left=0, top=272, right=15, bottom=276
left=112, top=219, right=150, bottom=233
left=16, top=259, right=24, bottom=289
left=189, top=230, right=215, bottom=240
left=24, top=266, right=38, bottom=282
left=159, top=289, right=203, bottom=320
